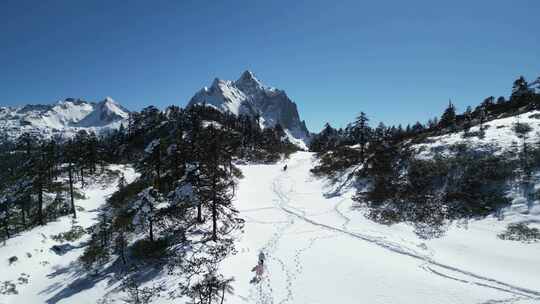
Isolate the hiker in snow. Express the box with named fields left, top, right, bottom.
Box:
left=283, top=164, right=287, bottom=171
left=250, top=251, right=266, bottom=284
left=250, top=263, right=264, bottom=284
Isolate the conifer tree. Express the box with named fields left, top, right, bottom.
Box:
left=352, top=112, right=370, bottom=161
left=439, top=100, right=456, bottom=130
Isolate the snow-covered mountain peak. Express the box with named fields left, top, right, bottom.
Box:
left=77, top=97, right=129, bottom=127
left=0, top=97, right=129, bottom=141
left=188, top=71, right=311, bottom=148
left=99, top=97, right=129, bottom=118
left=235, top=70, right=264, bottom=93
left=210, top=77, right=226, bottom=89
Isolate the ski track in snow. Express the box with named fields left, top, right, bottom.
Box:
left=250, top=158, right=337, bottom=304
left=264, top=155, right=540, bottom=303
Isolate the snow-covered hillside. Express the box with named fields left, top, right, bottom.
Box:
left=2, top=153, right=539, bottom=303
left=415, top=110, right=540, bottom=158
left=0, top=97, right=129, bottom=141
left=188, top=71, right=311, bottom=148
left=0, top=165, right=137, bottom=304
left=221, top=152, right=540, bottom=304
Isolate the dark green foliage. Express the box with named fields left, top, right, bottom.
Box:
left=310, top=75, right=540, bottom=239
left=51, top=225, right=86, bottom=242
left=461, top=130, right=485, bottom=138
left=309, top=123, right=340, bottom=152
left=80, top=236, right=110, bottom=271
left=353, top=144, right=514, bottom=238
left=512, top=122, right=532, bottom=136
left=131, top=238, right=169, bottom=261
left=311, top=146, right=362, bottom=177
left=67, top=103, right=284, bottom=302
left=439, top=100, right=457, bottom=130
left=498, top=223, right=540, bottom=242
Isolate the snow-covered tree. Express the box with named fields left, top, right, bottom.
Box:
left=131, top=187, right=167, bottom=242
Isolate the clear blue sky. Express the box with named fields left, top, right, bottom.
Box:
left=1, top=0, right=539, bottom=132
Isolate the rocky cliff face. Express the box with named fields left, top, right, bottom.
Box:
left=187, top=71, right=310, bottom=146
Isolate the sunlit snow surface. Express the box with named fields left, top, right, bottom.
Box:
left=0, top=165, right=138, bottom=304
left=1, top=155, right=540, bottom=303
left=415, top=110, right=540, bottom=158
left=221, top=152, right=540, bottom=304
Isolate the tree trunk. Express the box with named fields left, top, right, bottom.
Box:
left=21, top=202, right=26, bottom=229
left=212, top=200, right=217, bottom=241
left=37, top=179, right=44, bottom=226
left=69, top=163, right=76, bottom=218
left=212, top=169, right=218, bottom=242
left=119, top=233, right=127, bottom=265
left=149, top=218, right=154, bottom=242
left=220, top=285, right=226, bottom=304
left=197, top=204, right=203, bottom=223
left=2, top=208, right=10, bottom=239
left=80, top=167, right=85, bottom=188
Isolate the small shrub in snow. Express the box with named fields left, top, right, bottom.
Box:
left=365, top=208, right=402, bottom=225
left=512, top=122, right=532, bottom=136
left=51, top=225, right=85, bottom=242
left=0, top=281, right=17, bottom=295
left=131, top=238, right=168, bottom=261
left=8, top=256, right=17, bottom=265
left=498, top=223, right=540, bottom=243
left=311, top=146, right=361, bottom=177
left=80, top=238, right=110, bottom=271
left=121, top=276, right=163, bottom=304
left=461, top=130, right=485, bottom=138
left=17, top=273, right=29, bottom=285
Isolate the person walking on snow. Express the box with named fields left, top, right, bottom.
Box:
left=251, top=251, right=266, bottom=284
left=283, top=164, right=287, bottom=171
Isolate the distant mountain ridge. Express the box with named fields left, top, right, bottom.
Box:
left=0, top=71, right=311, bottom=147
left=0, top=97, right=129, bottom=141
left=187, top=71, right=311, bottom=148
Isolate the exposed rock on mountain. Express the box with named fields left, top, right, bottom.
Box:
left=188, top=71, right=310, bottom=147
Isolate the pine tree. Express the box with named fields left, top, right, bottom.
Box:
left=463, top=106, right=473, bottom=132
left=439, top=100, right=456, bottom=130
left=131, top=187, right=164, bottom=242
left=352, top=112, right=370, bottom=161
left=198, top=125, right=241, bottom=241
left=511, top=76, right=530, bottom=100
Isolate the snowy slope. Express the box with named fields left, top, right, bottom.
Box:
left=0, top=97, right=129, bottom=141
left=221, top=152, right=540, bottom=304
left=0, top=165, right=137, bottom=304
left=77, top=97, right=129, bottom=127
left=415, top=110, right=540, bottom=158
left=188, top=71, right=311, bottom=149
left=1, top=154, right=539, bottom=303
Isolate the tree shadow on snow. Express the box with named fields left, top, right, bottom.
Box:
left=41, top=257, right=164, bottom=304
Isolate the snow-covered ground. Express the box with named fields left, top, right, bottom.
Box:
left=0, top=165, right=137, bottom=304
left=2, top=154, right=540, bottom=303
left=222, top=152, right=540, bottom=304
left=415, top=110, right=540, bottom=157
